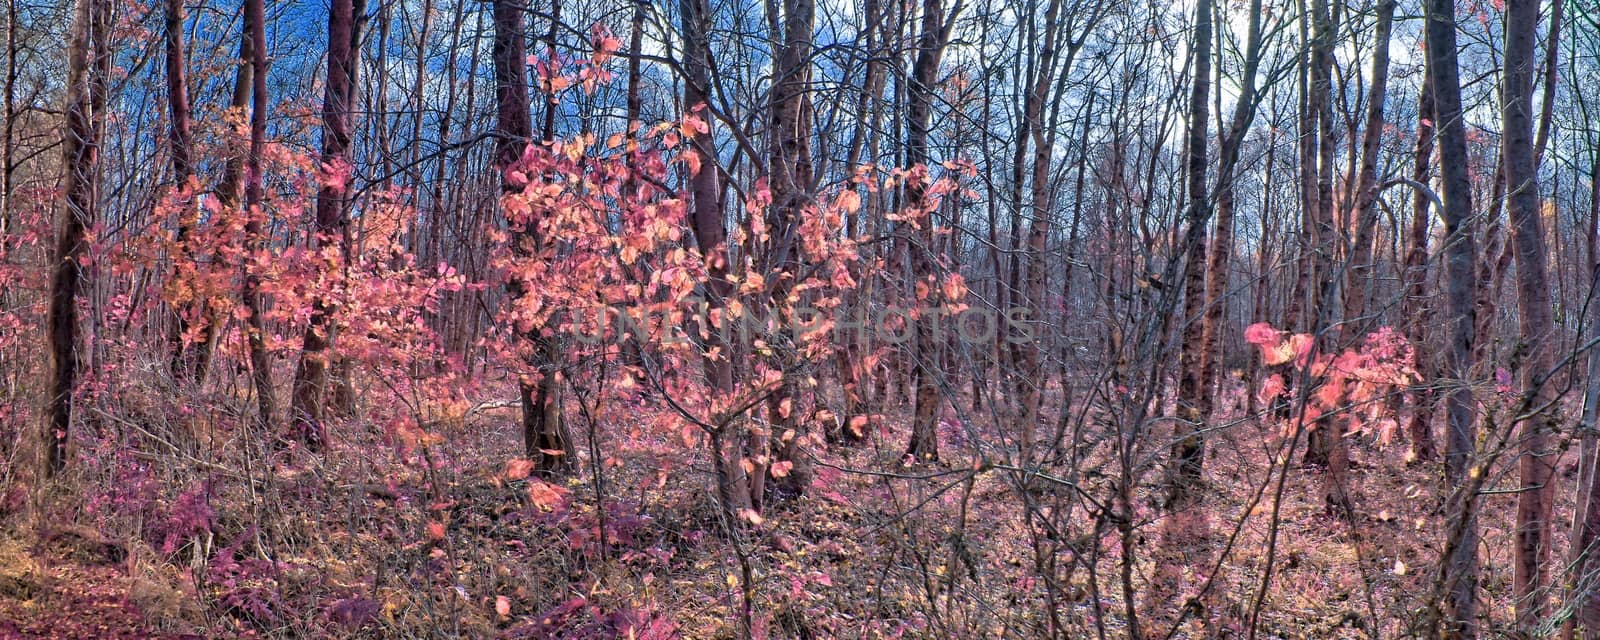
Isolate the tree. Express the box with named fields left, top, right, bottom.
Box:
left=1402, top=58, right=1437, bottom=463
left=242, top=0, right=277, bottom=431
left=1502, top=0, right=1557, bottom=628
left=1422, top=0, right=1482, bottom=632
left=677, top=0, right=751, bottom=513
left=1168, top=0, right=1212, bottom=508
left=290, top=0, right=361, bottom=450
left=163, top=0, right=196, bottom=380
left=763, top=0, right=816, bottom=497
left=1324, top=0, right=1396, bottom=514
left=1172, top=0, right=1268, bottom=506
left=1297, top=0, right=1342, bottom=507
left=186, top=6, right=261, bottom=387
left=901, top=0, right=952, bottom=463
left=44, top=0, right=109, bottom=475
left=492, top=0, right=575, bottom=475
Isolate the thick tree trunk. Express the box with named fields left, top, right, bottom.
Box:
left=1502, top=0, right=1557, bottom=628
left=45, top=0, right=109, bottom=476
left=1423, top=0, right=1481, bottom=632
left=289, top=0, right=360, bottom=451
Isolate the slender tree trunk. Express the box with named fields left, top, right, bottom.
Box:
left=764, top=0, right=816, bottom=498
left=1321, top=0, right=1395, bottom=511
left=1339, top=0, right=1394, bottom=343
left=492, top=0, right=574, bottom=475
left=1168, top=0, right=1213, bottom=510
left=1403, top=58, right=1438, bottom=463
left=242, top=0, right=277, bottom=431
left=830, top=0, right=883, bottom=443
left=679, top=0, right=751, bottom=513
left=1300, top=0, right=1341, bottom=490
left=902, top=0, right=949, bottom=463
left=1564, top=142, right=1600, bottom=640
left=1178, top=0, right=1264, bottom=505
left=1012, top=0, right=1062, bottom=463
left=192, top=9, right=258, bottom=386
left=0, top=0, right=14, bottom=240
left=163, top=0, right=197, bottom=380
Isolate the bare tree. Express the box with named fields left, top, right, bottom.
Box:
left=1422, top=0, right=1481, bottom=632
left=1502, top=0, right=1557, bottom=628
left=902, top=0, right=952, bottom=463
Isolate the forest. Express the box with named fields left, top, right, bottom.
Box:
left=0, top=0, right=1596, bottom=636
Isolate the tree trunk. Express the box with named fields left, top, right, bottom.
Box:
left=1403, top=56, right=1438, bottom=463
left=1502, top=0, right=1557, bottom=628
left=764, top=0, right=816, bottom=498
left=190, top=14, right=258, bottom=387
left=289, top=0, right=360, bottom=451
left=243, top=0, right=278, bottom=432
left=902, top=0, right=949, bottom=464
left=163, top=0, right=197, bottom=381
left=1339, top=0, right=1394, bottom=343
left=1564, top=140, right=1600, bottom=640
left=491, top=0, right=574, bottom=475
left=679, top=0, right=751, bottom=513
left=1324, top=0, right=1395, bottom=511
left=1168, top=0, right=1211, bottom=508
left=1300, top=0, right=1342, bottom=497
left=1177, top=0, right=1264, bottom=506
left=44, top=0, right=109, bottom=476
left=1423, top=0, right=1481, bottom=632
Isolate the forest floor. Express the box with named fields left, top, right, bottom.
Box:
left=0, top=383, right=1571, bottom=638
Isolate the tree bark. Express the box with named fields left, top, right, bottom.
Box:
left=902, top=0, right=950, bottom=464
left=44, top=0, right=109, bottom=476
left=1175, top=0, right=1265, bottom=506
left=1565, top=137, right=1600, bottom=640
left=491, top=0, right=574, bottom=475
left=764, top=0, right=816, bottom=498
left=1403, top=54, right=1438, bottom=463
left=290, top=0, right=360, bottom=450
left=242, top=0, right=278, bottom=432
left=1168, top=0, right=1212, bottom=508
left=679, top=0, right=751, bottom=513
left=1502, top=0, right=1557, bottom=629
left=1423, top=0, right=1481, bottom=632
left=1323, top=0, right=1395, bottom=512
left=162, top=0, right=197, bottom=380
